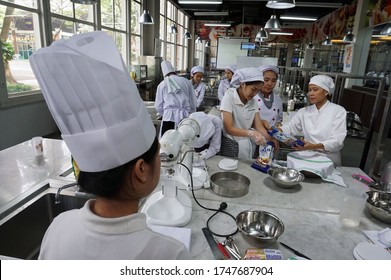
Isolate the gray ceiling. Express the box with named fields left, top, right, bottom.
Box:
left=171, top=0, right=354, bottom=27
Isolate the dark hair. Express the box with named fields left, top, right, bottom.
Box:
left=77, top=137, right=159, bottom=197
left=244, top=80, right=263, bottom=86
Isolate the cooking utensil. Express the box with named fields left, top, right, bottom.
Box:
left=280, top=242, right=312, bottom=260
left=267, top=167, right=304, bottom=188
left=236, top=210, right=284, bottom=246
left=365, top=191, right=391, bottom=224
left=210, top=172, right=250, bottom=197
left=202, top=227, right=224, bottom=260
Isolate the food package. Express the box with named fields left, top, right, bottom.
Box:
left=251, top=142, right=274, bottom=173
left=244, top=248, right=283, bottom=260
left=268, top=126, right=304, bottom=147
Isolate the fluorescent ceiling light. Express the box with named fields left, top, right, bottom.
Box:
left=179, top=0, right=222, bottom=4
left=204, top=22, right=231, bottom=27
left=266, top=1, right=295, bottom=9
left=269, top=31, right=293, bottom=35
left=295, top=2, right=342, bottom=8
left=194, top=11, right=228, bottom=16
left=280, top=15, right=317, bottom=21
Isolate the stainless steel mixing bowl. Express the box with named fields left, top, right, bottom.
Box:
left=210, top=172, right=250, bottom=197
left=267, top=167, right=304, bottom=188
left=236, top=210, right=284, bottom=246
left=365, top=191, right=391, bottom=224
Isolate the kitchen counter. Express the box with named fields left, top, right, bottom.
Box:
left=0, top=140, right=389, bottom=260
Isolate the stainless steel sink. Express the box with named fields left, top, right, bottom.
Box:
left=0, top=191, right=88, bottom=259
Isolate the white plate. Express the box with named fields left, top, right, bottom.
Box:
left=353, top=242, right=391, bottom=260
left=218, top=159, right=238, bottom=171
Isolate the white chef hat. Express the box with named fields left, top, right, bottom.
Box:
left=259, top=65, right=279, bottom=76
left=309, top=75, right=335, bottom=94
left=29, top=31, right=156, bottom=172
left=230, top=67, right=264, bottom=86
left=191, top=66, right=204, bottom=76
left=161, top=60, right=175, bottom=77
left=225, top=65, right=237, bottom=74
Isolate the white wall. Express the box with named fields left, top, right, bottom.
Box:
left=0, top=101, right=58, bottom=150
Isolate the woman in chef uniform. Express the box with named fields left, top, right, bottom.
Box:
left=30, top=31, right=191, bottom=260
left=218, top=65, right=236, bottom=103
left=255, top=65, right=283, bottom=126
left=155, top=60, right=197, bottom=138
left=190, top=66, right=206, bottom=108
left=280, top=75, right=347, bottom=166
left=220, top=67, right=277, bottom=159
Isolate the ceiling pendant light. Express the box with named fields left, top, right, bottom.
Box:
left=255, top=28, right=268, bottom=42
left=380, top=22, right=391, bottom=35
left=139, top=10, right=154, bottom=25
left=322, top=36, right=332, bottom=45
left=266, top=0, right=295, bottom=9
left=205, top=41, right=210, bottom=47
left=169, top=23, right=178, bottom=34
left=195, top=36, right=202, bottom=44
left=343, top=30, right=355, bottom=43
left=184, top=30, right=192, bottom=39
left=265, top=14, right=281, bottom=30
left=70, top=0, right=98, bottom=4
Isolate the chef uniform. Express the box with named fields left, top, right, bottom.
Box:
left=155, top=60, right=197, bottom=138
left=281, top=75, right=347, bottom=166
left=190, top=66, right=206, bottom=108
left=189, top=111, right=222, bottom=160
left=30, top=31, right=191, bottom=260
left=220, top=67, right=264, bottom=159
left=218, top=65, right=236, bottom=102
left=254, top=65, right=283, bottom=126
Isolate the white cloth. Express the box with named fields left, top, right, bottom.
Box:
left=259, top=65, right=279, bottom=75
left=309, top=75, right=335, bottom=94
left=287, top=151, right=347, bottom=187
left=190, top=66, right=204, bottom=76
left=254, top=91, right=283, bottom=125
left=161, top=60, right=175, bottom=77
left=230, top=67, right=264, bottom=86
left=38, top=200, right=191, bottom=260
left=281, top=101, right=347, bottom=166
left=225, top=65, right=237, bottom=74
left=220, top=88, right=258, bottom=159
left=155, top=75, right=197, bottom=134
left=193, top=81, right=206, bottom=108
left=218, top=78, right=233, bottom=102
left=29, top=31, right=155, bottom=172
left=189, top=112, right=222, bottom=159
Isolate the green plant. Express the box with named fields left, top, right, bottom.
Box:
left=1, top=39, right=14, bottom=67
left=6, top=82, right=34, bottom=93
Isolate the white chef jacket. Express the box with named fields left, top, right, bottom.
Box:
left=254, top=91, right=283, bottom=126
left=220, top=88, right=257, bottom=159
left=281, top=101, right=347, bottom=166
left=38, top=200, right=191, bottom=260
left=155, top=75, right=197, bottom=129
left=193, top=82, right=206, bottom=108
left=218, top=78, right=232, bottom=102
left=190, top=112, right=222, bottom=159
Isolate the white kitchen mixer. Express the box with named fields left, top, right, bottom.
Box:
left=140, top=117, right=209, bottom=227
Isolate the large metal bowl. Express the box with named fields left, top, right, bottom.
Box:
left=365, top=191, right=391, bottom=224
left=210, top=172, right=250, bottom=197
left=236, top=210, right=284, bottom=246
left=267, top=167, right=304, bottom=188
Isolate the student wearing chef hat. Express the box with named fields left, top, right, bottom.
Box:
left=155, top=60, right=197, bottom=138
left=190, top=65, right=206, bottom=108
left=218, top=64, right=236, bottom=103
left=254, top=65, right=283, bottom=126
left=220, top=67, right=277, bottom=159
left=280, top=74, right=347, bottom=166
left=30, top=31, right=191, bottom=260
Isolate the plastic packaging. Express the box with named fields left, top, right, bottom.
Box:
left=251, top=142, right=274, bottom=173
left=243, top=248, right=283, bottom=260
left=268, top=126, right=305, bottom=147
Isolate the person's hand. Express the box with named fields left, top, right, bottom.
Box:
left=292, top=138, right=311, bottom=151
left=274, top=122, right=282, bottom=128
left=247, top=130, right=266, bottom=146
left=261, top=119, right=272, bottom=130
